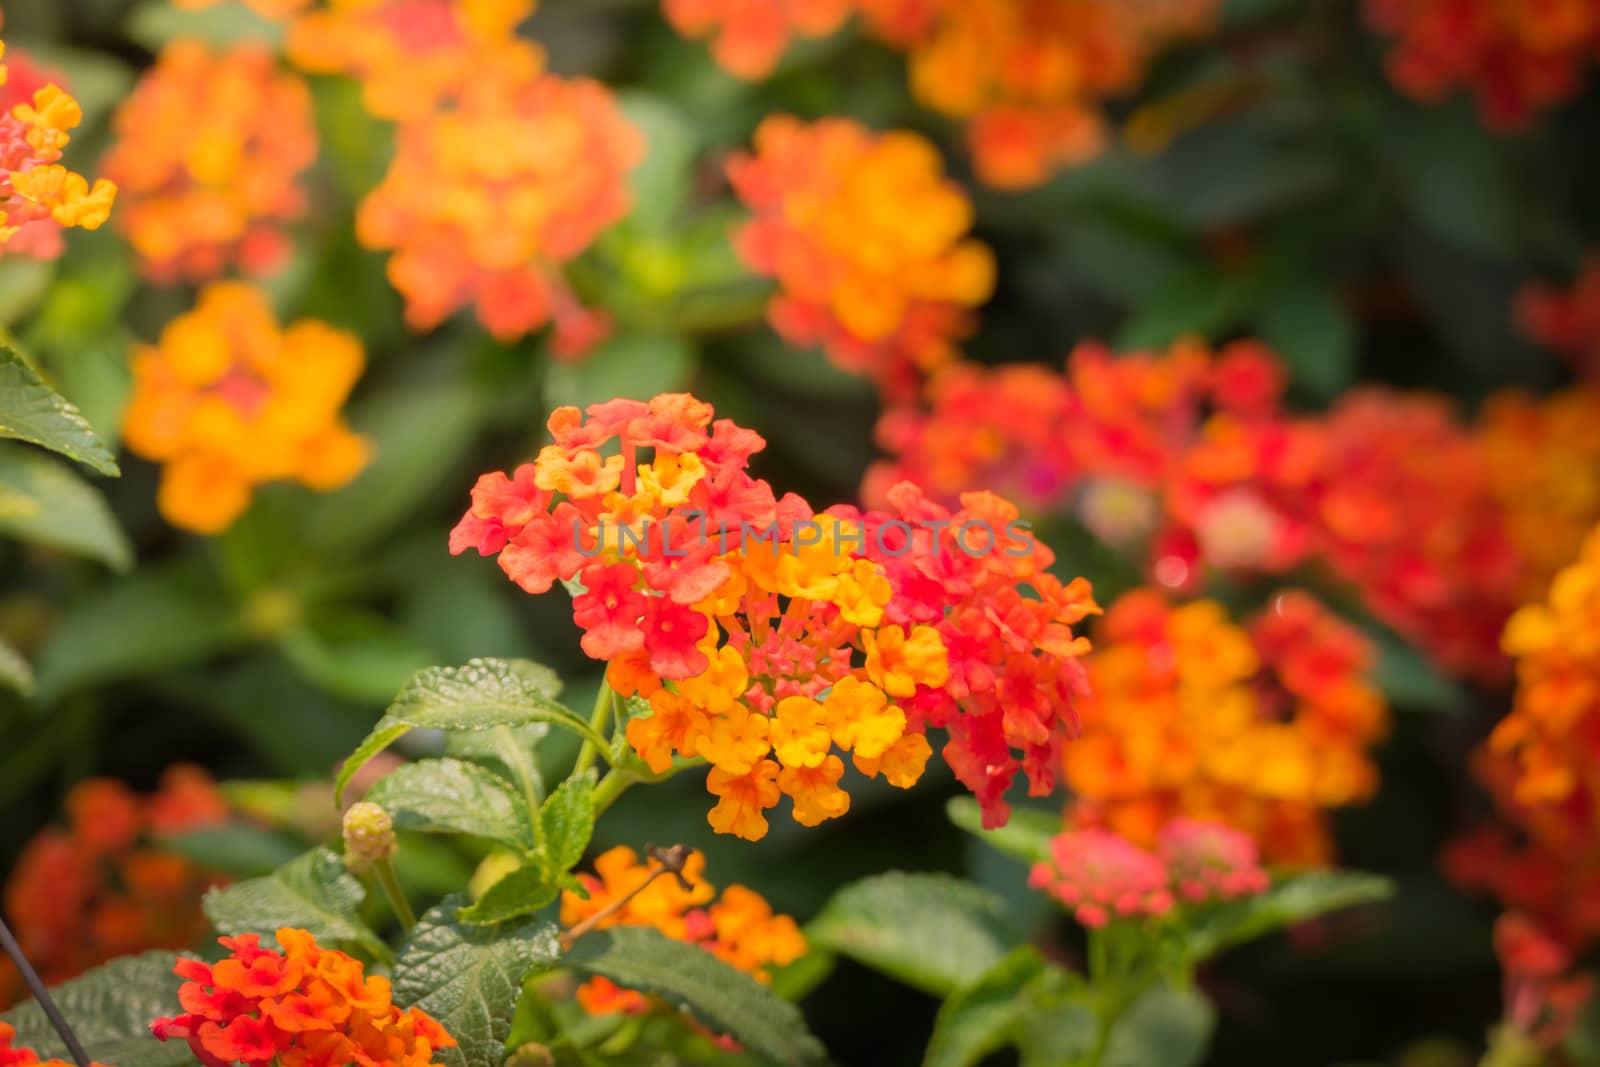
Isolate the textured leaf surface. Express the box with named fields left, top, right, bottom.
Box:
left=364, top=757, right=533, bottom=851
left=564, top=926, right=828, bottom=1067
left=540, top=768, right=596, bottom=876
left=456, top=863, right=559, bottom=925
left=807, top=872, right=1014, bottom=997
left=393, top=899, right=561, bottom=1067
left=1, top=952, right=188, bottom=1067
left=203, top=848, right=386, bottom=958
left=336, top=658, right=583, bottom=802
left=0, top=342, right=118, bottom=475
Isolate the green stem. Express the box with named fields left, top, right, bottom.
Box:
left=374, top=857, right=417, bottom=932
left=591, top=756, right=707, bottom=816
left=573, top=680, right=616, bottom=777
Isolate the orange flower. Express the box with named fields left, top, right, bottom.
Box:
left=560, top=846, right=805, bottom=1014
left=121, top=283, right=370, bottom=535
left=0, top=40, right=115, bottom=252
left=356, top=64, right=642, bottom=350
left=152, top=929, right=455, bottom=1067
left=1518, top=256, right=1600, bottom=384
left=1063, top=588, right=1389, bottom=865
left=0, top=1021, right=112, bottom=1067
left=100, top=41, right=314, bottom=282
left=288, top=0, right=540, bottom=121
left=0, top=765, right=228, bottom=1010
left=662, top=0, right=854, bottom=78
left=727, top=115, right=994, bottom=399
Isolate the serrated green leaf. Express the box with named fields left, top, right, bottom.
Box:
left=0, top=633, right=32, bottom=696
left=364, top=757, right=534, bottom=851
left=34, top=560, right=247, bottom=701
left=541, top=769, right=596, bottom=877
left=947, top=797, right=1058, bottom=866
left=336, top=658, right=589, bottom=803
left=1102, top=985, right=1215, bottom=1067
left=0, top=341, right=118, bottom=476
left=807, top=872, right=1015, bottom=997
left=564, top=926, right=828, bottom=1067
left=457, top=863, right=559, bottom=925
left=203, top=847, right=388, bottom=959
left=0, top=444, right=131, bottom=569
left=393, top=898, right=562, bottom=1067
left=0, top=951, right=189, bottom=1067
left=924, top=947, right=1051, bottom=1067
left=1185, top=870, right=1394, bottom=963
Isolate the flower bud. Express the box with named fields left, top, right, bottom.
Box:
left=342, top=801, right=396, bottom=873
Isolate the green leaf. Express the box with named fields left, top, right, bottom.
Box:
left=544, top=332, right=693, bottom=414
left=126, top=0, right=285, bottom=48
left=0, top=633, right=33, bottom=697
left=203, top=847, right=388, bottom=959
left=807, top=872, right=1014, bottom=997
left=393, top=898, right=562, bottom=1067
left=278, top=608, right=439, bottom=705
left=564, top=926, right=829, bottom=1067
left=364, top=757, right=535, bottom=851
left=1184, top=870, right=1395, bottom=962
left=615, top=92, right=699, bottom=233
left=1016, top=1000, right=1098, bottom=1067
left=1371, top=630, right=1466, bottom=712
left=541, top=768, right=596, bottom=877
left=160, top=822, right=306, bottom=878
left=0, top=259, right=55, bottom=328
left=336, top=658, right=588, bottom=803
left=0, top=444, right=131, bottom=569
left=34, top=560, right=246, bottom=701
left=457, top=862, right=560, bottom=925
left=0, top=340, right=119, bottom=476
left=1255, top=280, right=1357, bottom=402
left=947, top=797, right=1058, bottom=866
left=924, top=947, right=1051, bottom=1067
left=0, top=952, right=189, bottom=1067
left=1114, top=269, right=1254, bottom=350
left=1102, top=985, right=1215, bottom=1067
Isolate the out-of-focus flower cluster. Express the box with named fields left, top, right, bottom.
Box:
left=1, top=1022, right=110, bottom=1067
left=867, top=338, right=1600, bottom=683
left=0, top=40, right=114, bottom=255
left=1064, top=588, right=1388, bottom=866
left=101, top=41, right=313, bottom=282
left=356, top=64, right=643, bottom=349
left=1489, top=912, right=1596, bottom=1054
left=151, top=929, right=455, bottom=1067
left=667, top=0, right=1219, bottom=188
left=451, top=392, right=1097, bottom=837
left=1365, top=0, right=1600, bottom=128
left=122, top=282, right=370, bottom=535
left=1518, top=256, right=1600, bottom=385
left=0, top=765, right=228, bottom=1010
left=728, top=116, right=994, bottom=399
left=1030, top=817, right=1269, bottom=928
left=559, top=846, right=805, bottom=1015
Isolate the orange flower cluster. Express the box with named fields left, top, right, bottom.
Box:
left=0, top=45, right=89, bottom=260
left=1064, top=589, right=1388, bottom=865
left=868, top=340, right=1540, bottom=680
left=100, top=41, right=314, bottom=282
left=0, top=765, right=228, bottom=1010
left=288, top=0, right=541, bottom=121
left=1365, top=0, right=1600, bottom=128
left=121, top=283, right=370, bottom=535
left=661, top=0, right=854, bottom=78
left=452, top=393, right=1096, bottom=837
left=1, top=1022, right=110, bottom=1067
left=1493, top=912, right=1595, bottom=1052
left=151, top=929, right=455, bottom=1067
left=559, top=846, right=806, bottom=1015
left=0, top=40, right=115, bottom=253
left=1518, top=256, right=1600, bottom=384
left=356, top=64, right=642, bottom=350
left=727, top=115, right=995, bottom=399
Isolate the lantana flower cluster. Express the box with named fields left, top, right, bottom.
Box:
left=559, top=846, right=806, bottom=1015
left=121, top=283, right=370, bottom=535
left=451, top=392, right=1097, bottom=837
left=0, top=44, right=94, bottom=260
left=1492, top=912, right=1596, bottom=1053
left=1364, top=0, right=1600, bottom=128
left=1518, top=256, right=1600, bottom=384
left=867, top=338, right=1562, bottom=681
left=0, top=765, right=228, bottom=1010
left=287, top=0, right=541, bottom=120
left=1029, top=817, right=1269, bottom=928
left=151, top=929, right=455, bottom=1067
left=355, top=62, right=643, bottom=350
left=100, top=41, right=315, bottom=282
left=1063, top=588, right=1388, bottom=865
left=0, top=40, right=115, bottom=253
left=1, top=1022, right=110, bottom=1067
left=661, top=0, right=855, bottom=79
left=727, top=115, right=996, bottom=399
